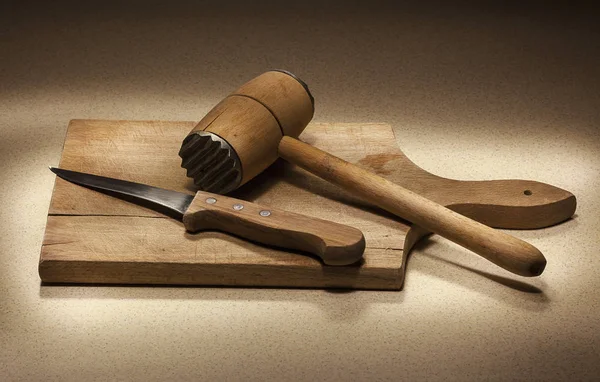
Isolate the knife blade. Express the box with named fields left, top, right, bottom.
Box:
left=50, top=167, right=365, bottom=266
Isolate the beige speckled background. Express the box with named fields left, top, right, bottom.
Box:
left=1, top=1, right=599, bottom=380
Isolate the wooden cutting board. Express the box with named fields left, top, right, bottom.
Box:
left=39, top=120, right=576, bottom=290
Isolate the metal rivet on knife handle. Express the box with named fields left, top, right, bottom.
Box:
left=232, top=203, right=244, bottom=211
left=259, top=210, right=271, bottom=217
left=206, top=197, right=217, bottom=204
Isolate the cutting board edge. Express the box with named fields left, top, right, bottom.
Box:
left=38, top=257, right=404, bottom=290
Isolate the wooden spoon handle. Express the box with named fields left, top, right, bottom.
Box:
left=183, top=191, right=365, bottom=266
left=278, top=136, right=546, bottom=276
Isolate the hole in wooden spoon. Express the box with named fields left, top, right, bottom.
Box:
left=524, top=190, right=533, bottom=196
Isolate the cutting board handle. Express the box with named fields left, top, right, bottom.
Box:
left=278, top=136, right=547, bottom=277
left=183, top=191, right=366, bottom=266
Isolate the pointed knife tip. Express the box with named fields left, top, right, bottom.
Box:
left=49, top=166, right=66, bottom=177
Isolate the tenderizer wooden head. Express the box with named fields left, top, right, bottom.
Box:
left=179, top=70, right=314, bottom=194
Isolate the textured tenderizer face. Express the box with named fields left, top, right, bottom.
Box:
left=179, top=131, right=243, bottom=194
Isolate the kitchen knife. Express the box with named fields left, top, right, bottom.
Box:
left=49, top=167, right=365, bottom=265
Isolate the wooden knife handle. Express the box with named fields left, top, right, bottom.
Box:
left=278, top=136, right=547, bottom=277
left=182, top=191, right=365, bottom=266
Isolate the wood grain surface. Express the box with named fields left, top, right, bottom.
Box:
left=39, top=120, right=576, bottom=289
